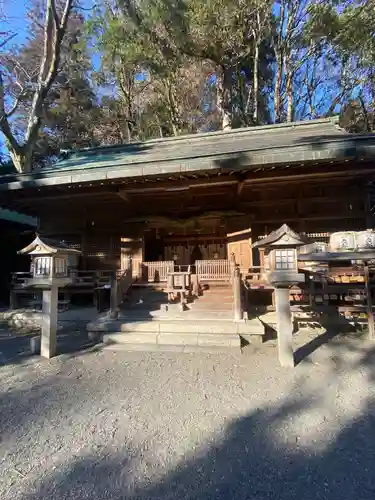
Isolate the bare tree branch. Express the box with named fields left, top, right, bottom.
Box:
left=0, top=0, right=75, bottom=172
left=0, top=71, right=22, bottom=153
left=0, top=32, right=16, bottom=49
left=25, top=0, right=74, bottom=147
left=50, top=0, right=60, bottom=27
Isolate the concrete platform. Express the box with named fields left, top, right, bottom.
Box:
left=102, top=343, right=241, bottom=354
left=86, top=283, right=266, bottom=352
left=102, top=331, right=242, bottom=351
left=87, top=316, right=264, bottom=334
left=87, top=316, right=264, bottom=353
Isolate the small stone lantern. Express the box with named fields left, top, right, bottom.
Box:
left=19, top=235, right=80, bottom=286
left=253, top=224, right=306, bottom=367
left=18, top=236, right=81, bottom=358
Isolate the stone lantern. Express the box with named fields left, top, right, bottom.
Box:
left=18, top=235, right=81, bottom=358
left=253, top=224, right=306, bottom=367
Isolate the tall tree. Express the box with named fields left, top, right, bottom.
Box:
left=298, top=0, right=375, bottom=126
left=116, top=0, right=274, bottom=130
left=89, top=0, right=215, bottom=140
left=271, top=0, right=327, bottom=123
left=0, top=0, right=75, bottom=172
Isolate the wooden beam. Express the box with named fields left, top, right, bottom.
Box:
left=119, top=179, right=238, bottom=194
left=244, top=166, right=375, bottom=185
left=237, top=181, right=245, bottom=198
left=165, top=235, right=226, bottom=243
left=240, top=194, right=363, bottom=208
left=251, top=213, right=365, bottom=224
left=5, top=162, right=374, bottom=207
left=117, top=191, right=130, bottom=203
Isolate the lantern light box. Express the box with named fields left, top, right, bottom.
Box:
left=18, top=235, right=81, bottom=287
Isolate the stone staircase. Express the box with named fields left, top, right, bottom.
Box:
left=87, top=283, right=265, bottom=352
left=191, top=283, right=234, bottom=312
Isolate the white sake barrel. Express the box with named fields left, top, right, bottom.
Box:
left=329, top=232, right=356, bottom=252
left=298, top=241, right=328, bottom=271
left=356, top=230, right=375, bottom=251
left=299, top=241, right=327, bottom=255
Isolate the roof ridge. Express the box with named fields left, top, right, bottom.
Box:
left=61, top=116, right=341, bottom=158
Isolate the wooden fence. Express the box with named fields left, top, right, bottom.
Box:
left=196, top=259, right=231, bottom=281
left=142, top=261, right=174, bottom=282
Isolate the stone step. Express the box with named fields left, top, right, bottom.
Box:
left=203, top=284, right=232, bottom=289
left=88, top=317, right=264, bottom=336
left=194, top=304, right=233, bottom=309
left=103, top=343, right=241, bottom=354
left=202, top=293, right=232, bottom=298
left=202, top=288, right=232, bottom=293
left=199, top=295, right=233, bottom=300
left=102, top=331, right=241, bottom=350
left=197, top=296, right=233, bottom=302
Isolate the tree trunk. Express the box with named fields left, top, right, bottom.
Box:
left=273, top=0, right=286, bottom=124
left=170, top=120, right=178, bottom=137
left=253, top=42, right=260, bottom=124
left=274, top=53, right=283, bottom=123
left=166, top=79, right=181, bottom=136
left=124, top=120, right=131, bottom=143
left=0, top=0, right=74, bottom=173
left=285, top=55, right=293, bottom=122
left=286, top=76, right=293, bottom=122
left=9, top=146, right=33, bottom=173
left=216, top=66, right=232, bottom=130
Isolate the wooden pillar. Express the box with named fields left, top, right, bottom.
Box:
left=274, top=287, right=295, bottom=367
left=81, top=231, right=88, bottom=270
left=365, top=188, right=373, bottom=229
left=364, top=263, right=375, bottom=340
left=110, top=273, right=118, bottom=319
left=233, top=265, right=242, bottom=321
left=41, top=286, right=58, bottom=359
left=192, top=273, right=200, bottom=297
left=10, top=290, right=17, bottom=310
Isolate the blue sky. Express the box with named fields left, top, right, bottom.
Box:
left=1, top=0, right=95, bottom=45
left=0, top=0, right=98, bottom=158
left=1, top=0, right=30, bottom=42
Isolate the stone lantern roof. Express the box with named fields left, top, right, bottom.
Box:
left=18, top=235, right=81, bottom=256
left=253, top=224, right=307, bottom=249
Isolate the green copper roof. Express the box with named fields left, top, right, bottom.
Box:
left=46, top=117, right=349, bottom=173
left=0, top=208, right=37, bottom=226
left=1, top=117, right=375, bottom=192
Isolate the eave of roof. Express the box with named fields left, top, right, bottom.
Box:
left=1, top=117, right=375, bottom=193
left=18, top=236, right=81, bottom=255
left=0, top=207, right=37, bottom=226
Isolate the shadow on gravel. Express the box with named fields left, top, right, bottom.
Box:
left=0, top=331, right=100, bottom=367
left=294, top=312, right=368, bottom=366
left=16, top=337, right=375, bottom=500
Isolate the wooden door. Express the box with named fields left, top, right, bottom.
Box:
left=120, top=237, right=144, bottom=277
left=227, top=228, right=252, bottom=274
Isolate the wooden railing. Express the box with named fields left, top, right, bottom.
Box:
left=232, top=262, right=243, bottom=321
left=11, top=269, right=117, bottom=291
left=142, top=261, right=174, bottom=282
left=196, top=260, right=231, bottom=281
left=243, top=266, right=268, bottom=286
left=69, top=269, right=114, bottom=287
left=110, top=268, right=133, bottom=318
left=11, top=272, right=33, bottom=288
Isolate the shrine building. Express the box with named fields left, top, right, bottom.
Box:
left=1, top=116, right=375, bottom=352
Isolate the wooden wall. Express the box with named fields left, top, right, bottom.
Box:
left=164, top=240, right=227, bottom=265
left=32, top=169, right=369, bottom=270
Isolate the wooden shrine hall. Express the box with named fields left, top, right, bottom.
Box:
left=2, top=116, right=375, bottom=348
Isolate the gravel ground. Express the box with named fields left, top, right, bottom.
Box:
left=1, top=331, right=375, bottom=500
